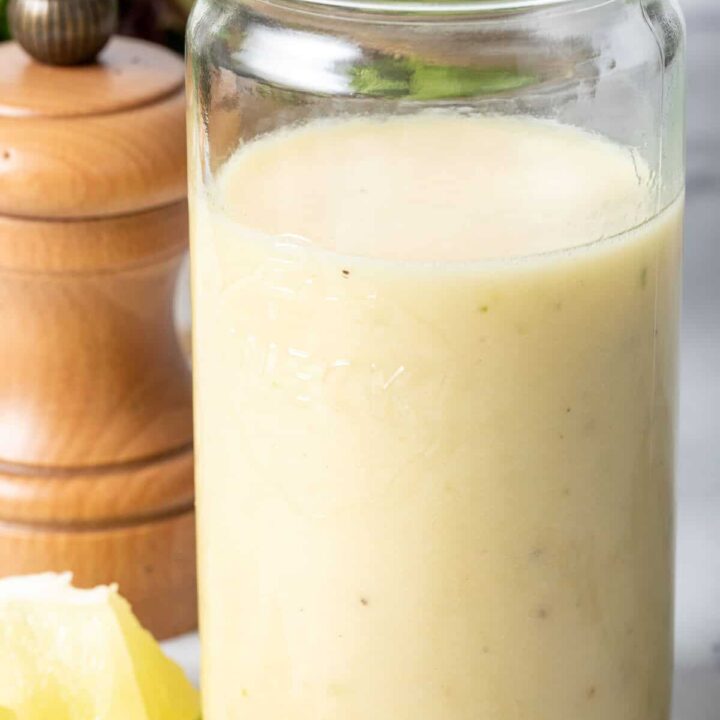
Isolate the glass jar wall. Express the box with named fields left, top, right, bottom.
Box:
left=187, top=1, right=685, bottom=718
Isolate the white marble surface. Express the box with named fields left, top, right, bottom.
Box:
left=165, top=2, right=720, bottom=716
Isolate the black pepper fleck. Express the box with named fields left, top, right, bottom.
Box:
left=360, top=597, right=369, bottom=606
left=342, top=269, right=350, bottom=277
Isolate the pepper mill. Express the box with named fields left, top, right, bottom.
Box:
left=0, top=0, right=196, bottom=638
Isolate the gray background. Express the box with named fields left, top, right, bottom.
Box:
left=672, top=0, right=720, bottom=716
left=167, top=2, right=720, bottom=716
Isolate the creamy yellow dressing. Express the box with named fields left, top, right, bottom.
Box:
left=190, top=115, right=682, bottom=720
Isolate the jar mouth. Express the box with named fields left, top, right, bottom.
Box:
left=265, top=0, right=605, bottom=15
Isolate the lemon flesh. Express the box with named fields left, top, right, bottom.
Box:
left=0, top=573, right=200, bottom=720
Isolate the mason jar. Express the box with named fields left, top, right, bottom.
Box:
left=186, top=1, right=685, bottom=717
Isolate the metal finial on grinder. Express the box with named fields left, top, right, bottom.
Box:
left=8, top=0, right=118, bottom=66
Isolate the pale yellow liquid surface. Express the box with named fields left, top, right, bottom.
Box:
left=190, top=116, right=683, bottom=720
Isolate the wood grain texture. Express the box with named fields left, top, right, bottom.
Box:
left=0, top=38, right=183, bottom=118
left=0, top=509, right=197, bottom=639
left=0, top=37, right=196, bottom=637
left=0, top=91, right=186, bottom=218
left=0, top=201, right=188, bottom=272
left=0, top=446, right=193, bottom=525
left=0, top=252, right=193, bottom=466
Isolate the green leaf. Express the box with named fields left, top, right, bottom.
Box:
left=351, top=55, right=536, bottom=100
left=350, top=57, right=413, bottom=96
left=0, top=0, right=9, bottom=41
left=409, top=63, right=535, bottom=100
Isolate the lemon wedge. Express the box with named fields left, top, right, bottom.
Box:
left=0, top=573, right=200, bottom=720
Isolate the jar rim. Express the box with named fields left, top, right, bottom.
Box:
left=256, top=0, right=613, bottom=16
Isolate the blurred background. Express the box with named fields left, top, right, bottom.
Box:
left=672, top=1, right=720, bottom=717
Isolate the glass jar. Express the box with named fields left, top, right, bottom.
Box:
left=186, top=1, right=685, bottom=718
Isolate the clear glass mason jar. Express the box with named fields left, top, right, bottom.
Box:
left=186, top=1, right=685, bottom=718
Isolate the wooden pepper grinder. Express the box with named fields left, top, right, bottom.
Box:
left=0, top=0, right=196, bottom=638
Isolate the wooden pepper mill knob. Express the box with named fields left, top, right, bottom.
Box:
left=0, top=33, right=196, bottom=638
left=8, top=0, right=117, bottom=66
